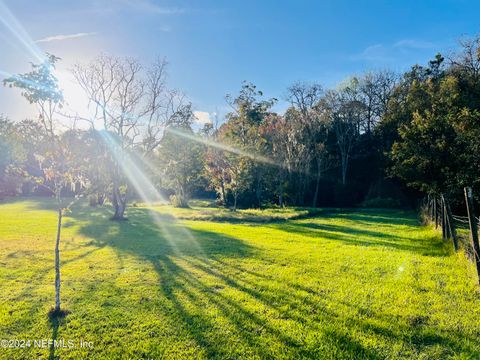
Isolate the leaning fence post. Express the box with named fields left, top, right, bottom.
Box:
left=443, top=195, right=451, bottom=239
left=443, top=195, right=458, bottom=251
left=464, top=187, right=480, bottom=284
left=441, top=194, right=446, bottom=240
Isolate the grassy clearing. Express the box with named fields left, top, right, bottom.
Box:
left=0, top=197, right=479, bottom=359
left=145, top=199, right=324, bottom=222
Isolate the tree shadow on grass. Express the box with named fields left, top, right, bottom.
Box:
left=7, top=200, right=472, bottom=357
left=47, top=310, right=68, bottom=360
left=74, top=204, right=253, bottom=259
left=48, top=317, right=59, bottom=360
left=179, top=256, right=480, bottom=358
left=267, top=215, right=450, bottom=257
left=65, top=204, right=480, bottom=358
left=339, top=210, right=419, bottom=226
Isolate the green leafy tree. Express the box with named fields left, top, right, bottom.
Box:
left=222, top=82, right=276, bottom=207
left=157, top=107, right=205, bottom=207
left=0, top=117, right=26, bottom=198
left=4, top=54, right=86, bottom=314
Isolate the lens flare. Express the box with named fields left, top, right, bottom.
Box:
left=0, top=68, right=63, bottom=100
left=98, top=130, right=204, bottom=256
left=165, top=127, right=278, bottom=166
left=0, top=0, right=45, bottom=63
left=83, top=102, right=281, bottom=169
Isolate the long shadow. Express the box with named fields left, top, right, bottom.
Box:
left=48, top=313, right=63, bottom=360
left=73, top=205, right=288, bottom=357
left=341, top=211, right=419, bottom=226
left=187, top=256, right=480, bottom=357
left=68, top=204, right=480, bottom=358
left=74, top=205, right=253, bottom=259
left=73, top=205, right=334, bottom=357
left=268, top=218, right=449, bottom=257
left=9, top=199, right=477, bottom=357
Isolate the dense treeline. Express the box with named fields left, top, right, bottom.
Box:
left=2, top=37, right=480, bottom=213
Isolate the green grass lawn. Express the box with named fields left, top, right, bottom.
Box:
left=0, top=197, right=479, bottom=359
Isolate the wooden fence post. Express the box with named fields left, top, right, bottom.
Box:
left=443, top=195, right=458, bottom=251
left=441, top=194, right=446, bottom=240
left=443, top=196, right=451, bottom=239
left=464, top=187, right=480, bottom=284
left=434, top=196, right=438, bottom=229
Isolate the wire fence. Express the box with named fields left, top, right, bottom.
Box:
left=423, top=188, right=480, bottom=284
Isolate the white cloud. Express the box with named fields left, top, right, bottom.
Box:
left=159, top=25, right=171, bottom=32
left=193, top=111, right=212, bottom=125
left=393, top=39, right=435, bottom=49
left=351, top=44, right=392, bottom=62
left=351, top=38, right=437, bottom=64
left=35, top=32, right=96, bottom=43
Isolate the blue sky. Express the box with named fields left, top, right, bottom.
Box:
left=0, top=0, right=479, bottom=122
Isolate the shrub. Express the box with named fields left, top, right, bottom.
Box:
left=334, top=182, right=364, bottom=207
left=360, top=197, right=402, bottom=209
left=0, top=175, right=23, bottom=199
left=170, top=194, right=189, bottom=208
left=97, top=193, right=105, bottom=206
left=88, top=194, right=98, bottom=207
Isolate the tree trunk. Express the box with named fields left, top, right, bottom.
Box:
left=341, top=154, right=348, bottom=185
left=299, top=176, right=307, bottom=205
left=312, top=159, right=322, bottom=208
left=256, top=179, right=262, bottom=208
left=176, top=186, right=189, bottom=208
left=220, top=177, right=227, bottom=207
left=116, top=199, right=127, bottom=219
left=112, top=184, right=119, bottom=217
left=254, top=166, right=262, bottom=208
left=111, top=184, right=127, bottom=220
left=97, top=193, right=105, bottom=206
left=233, top=192, right=238, bottom=212
left=54, top=206, right=62, bottom=312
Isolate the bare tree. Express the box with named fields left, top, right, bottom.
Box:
left=326, top=80, right=366, bottom=185
left=286, top=82, right=330, bottom=207
left=72, top=55, right=187, bottom=220
left=448, top=36, right=480, bottom=81
left=358, top=70, right=398, bottom=134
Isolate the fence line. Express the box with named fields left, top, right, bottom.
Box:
left=425, top=187, right=480, bottom=284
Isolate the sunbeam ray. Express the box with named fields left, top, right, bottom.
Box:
left=85, top=101, right=281, bottom=169
left=165, top=127, right=278, bottom=166
left=0, top=1, right=45, bottom=63
left=98, top=130, right=204, bottom=257
left=0, top=68, right=63, bottom=100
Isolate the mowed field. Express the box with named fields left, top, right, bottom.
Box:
left=0, top=198, right=479, bottom=359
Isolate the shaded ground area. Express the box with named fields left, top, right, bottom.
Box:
left=0, top=198, right=479, bottom=359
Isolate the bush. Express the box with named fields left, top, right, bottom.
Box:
left=334, top=182, right=365, bottom=207
left=360, top=197, right=402, bottom=209
left=97, top=193, right=105, bottom=206
left=88, top=193, right=107, bottom=207
left=88, top=194, right=98, bottom=207
left=0, top=175, right=23, bottom=199
left=419, top=203, right=432, bottom=226
left=170, top=194, right=189, bottom=208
